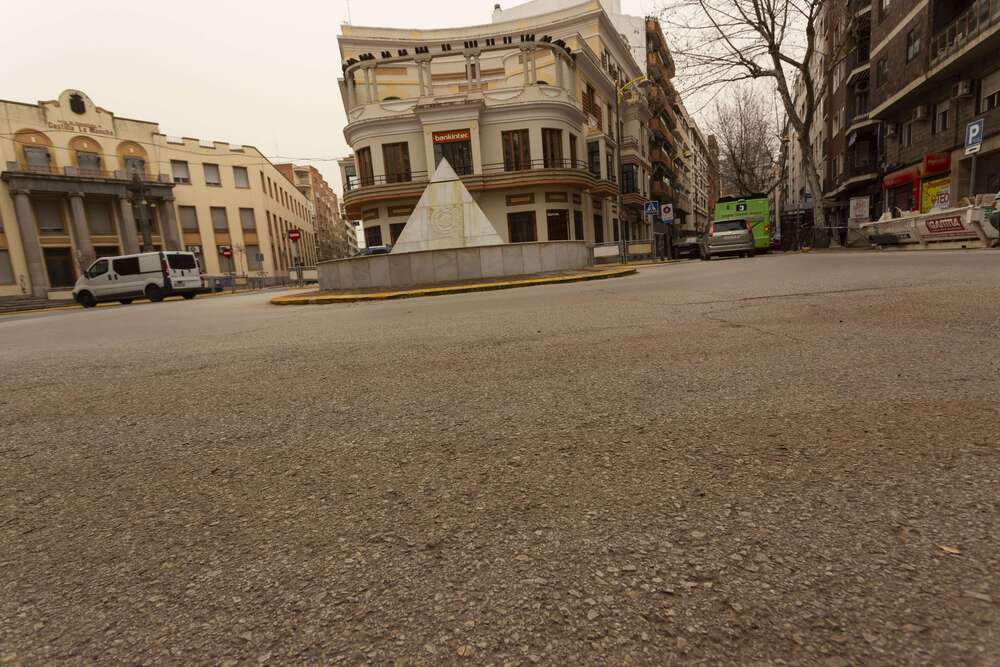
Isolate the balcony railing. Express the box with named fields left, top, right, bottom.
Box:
left=930, top=0, right=1000, bottom=66
left=344, top=160, right=598, bottom=193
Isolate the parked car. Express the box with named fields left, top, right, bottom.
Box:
left=73, top=251, right=203, bottom=308
left=700, top=220, right=756, bottom=260
left=359, top=245, right=392, bottom=256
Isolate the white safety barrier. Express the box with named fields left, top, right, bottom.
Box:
left=859, top=205, right=999, bottom=250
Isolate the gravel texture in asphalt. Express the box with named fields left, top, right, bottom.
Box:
left=1, top=251, right=998, bottom=665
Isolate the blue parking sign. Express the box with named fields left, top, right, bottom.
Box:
left=966, top=119, right=985, bottom=155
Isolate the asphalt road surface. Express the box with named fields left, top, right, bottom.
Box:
left=2, top=250, right=998, bottom=666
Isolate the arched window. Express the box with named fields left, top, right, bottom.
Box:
left=70, top=136, right=103, bottom=177
left=14, top=130, right=55, bottom=174
left=117, top=141, right=148, bottom=179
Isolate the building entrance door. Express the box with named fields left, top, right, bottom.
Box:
left=43, top=248, right=76, bottom=288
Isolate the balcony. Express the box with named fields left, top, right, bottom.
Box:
left=931, top=0, right=1000, bottom=66
left=341, top=160, right=602, bottom=217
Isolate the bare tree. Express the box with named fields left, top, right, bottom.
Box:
left=712, top=85, right=780, bottom=196
left=657, top=0, right=856, bottom=244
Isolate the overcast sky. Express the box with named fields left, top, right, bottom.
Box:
left=1, top=0, right=656, bottom=195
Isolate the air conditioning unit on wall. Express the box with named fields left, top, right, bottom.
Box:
left=954, top=80, right=974, bottom=97
left=886, top=123, right=897, bottom=137
left=914, top=105, right=929, bottom=121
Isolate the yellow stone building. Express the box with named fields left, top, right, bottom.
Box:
left=0, top=90, right=317, bottom=298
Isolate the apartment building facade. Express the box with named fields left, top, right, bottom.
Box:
left=785, top=0, right=1000, bottom=239
left=0, top=90, right=317, bottom=298
left=275, top=163, right=352, bottom=260
left=335, top=1, right=646, bottom=251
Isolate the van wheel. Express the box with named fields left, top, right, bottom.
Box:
left=182, top=292, right=196, bottom=300
left=145, top=285, right=164, bottom=302
left=700, top=250, right=710, bottom=261
left=78, top=291, right=96, bottom=308
left=119, top=299, right=133, bottom=305
left=749, top=248, right=757, bottom=258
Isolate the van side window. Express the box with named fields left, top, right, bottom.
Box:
left=113, top=257, right=141, bottom=275
left=87, top=259, right=109, bottom=278
left=167, top=254, right=197, bottom=270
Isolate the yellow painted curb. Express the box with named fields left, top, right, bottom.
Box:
left=271, top=267, right=638, bottom=305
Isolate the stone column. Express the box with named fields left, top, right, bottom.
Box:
left=464, top=55, right=473, bottom=89
left=554, top=52, right=564, bottom=90
left=158, top=197, right=182, bottom=251
left=345, top=72, right=356, bottom=108
left=117, top=195, right=141, bottom=254
left=68, top=192, right=96, bottom=270
left=521, top=47, right=530, bottom=86
left=11, top=189, right=49, bottom=298
left=529, top=48, right=538, bottom=85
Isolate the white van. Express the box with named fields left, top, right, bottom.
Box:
left=73, top=251, right=203, bottom=308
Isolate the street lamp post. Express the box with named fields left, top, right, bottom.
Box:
left=126, top=173, right=155, bottom=252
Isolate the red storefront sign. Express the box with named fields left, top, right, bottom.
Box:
left=922, top=153, right=950, bottom=176
left=433, top=129, right=471, bottom=144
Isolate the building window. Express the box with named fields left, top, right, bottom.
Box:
left=85, top=200, right=115, bottom=235
left=204, top=163, right=222, bottom=186
left=233, top=166, right=250, bottom=188
left=124, top=157, right=145, bottom=178
left=246, top=245, right=263, bottom=271
left=573, top=210, right=584, bottom=240
left=542, top=128, right=564, bottom=168
left=622, top=164, right=638, bottom=193
left=546, top=209, right=569, bottom=241
left=606, top=151, right=616, bottom=183
left=587, top=141, right=601, bottom=177
left=179, top=206, right=199, bottom=231
left=382, top=143, right=412, bottom=183
left=432, top=131, right=474, bottom=175
left=210, top=206, right=229, bottom=232
left=901, top=121, right=913, bottom=147
left=507, top=211, right=537, bottom=242
left=34, top=199, right=65, bottom=235
left=0, top=250, right=14, bottom=284
left=876, top=58, right=888, bottom=87
left=356, top=147, right=374, bottom=186
left=569, top=134, right=579, bottom=168
left=906, top=30, right=920, bottom=62
left=502, top=130, right=531, bottom=171
left=364, top=225, right=383, bottom=247
left=171, top=160, right=191, bottom=184
left=389, top=222, right=406, bottom=244
left=239, top=208, right=257, bottom=232
left=933, top=101, right=950, bottom=134
left=217, top=247, right=235, bottom=274
left=24, top=147, right=52, bottom=173
left=77, top=152, right=101, bottom=177
left=593, top=213, right=604, bottom=243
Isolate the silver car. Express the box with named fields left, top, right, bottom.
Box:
left=700, top=219, right=756, bottom=260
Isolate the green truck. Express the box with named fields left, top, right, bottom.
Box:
left=713, top=194, right=772, bottom=251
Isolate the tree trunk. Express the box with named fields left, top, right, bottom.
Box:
left=799, top=137, right=833, bottom=248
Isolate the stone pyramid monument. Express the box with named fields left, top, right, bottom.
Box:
left=390, top=159, right=504, bottom=253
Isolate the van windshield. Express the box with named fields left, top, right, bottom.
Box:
left=167, top=254, right=197, bottom=270
left=713, top=220, right=746, bottom=232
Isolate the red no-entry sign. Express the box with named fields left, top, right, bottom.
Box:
left=288, top=229, right=302, bottom=242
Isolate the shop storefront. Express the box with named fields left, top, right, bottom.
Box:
left=883, top=153, right=952, bottom=214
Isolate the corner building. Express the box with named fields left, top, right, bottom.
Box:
left=336, top=0, right=645, bottom=249
left=0, top=90, right=317, bottom=298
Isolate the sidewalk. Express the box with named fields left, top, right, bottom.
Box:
left=271, top=266, right=637, bottom=305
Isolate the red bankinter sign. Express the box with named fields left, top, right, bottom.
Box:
left=433, top=129, right=471, bottom=144
left=287, top=228, right=302, bottom=242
